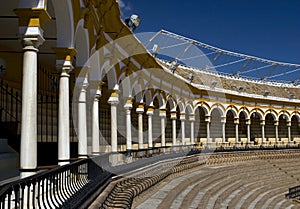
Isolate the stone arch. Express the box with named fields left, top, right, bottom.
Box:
left=74, top=20, right=89, bottom=66
left=166, top=95, right=176, bottom=111
left=194, top=102, right=210, bottom=116
left=278, top=111, right=290, bottom=121
left=264, top=109, right=278, bottom=121
left=225, top=105, right=238, bottom=118
left=176, top=99, right=186, bottom=113
left=51, top=0, right=74, bottom=47
left=152, top=90, right=166, bottom=109
left=249, top=109, right=264, bottom=120
left=291, top=112, right=300, bottom=122
left=210, top=103, right=225, bottom=118
left=185, top=101, right=194, bottom=115
left=238, top=107, right=250, bottom=119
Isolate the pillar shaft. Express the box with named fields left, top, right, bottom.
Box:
left=222, top=122, right=226, bottom=144
left=137, top=104, right=144, bottom=149
left=160, top=110, right=166, bottom=147
left=125, top=108, right=132, bottom=150
left=108, top=89, right=119, bottom=152
left=20, top=39, right=40, bottom=170
left=147, top=112, right=153, bottom=148
left=58, top=69, right=71, bottom=164
left=190, top=121, right=195, bottom=144
left=160, top=116, right=165, bottom=147
left=92, top=90, right=101, bottom=154
left=246, top=120, right=251, bottom=144
left=138, top=113, right=144, bottom=149
left=262, top=125, right=265, bottom=145
left=275, top=124, right=279, bottom=144
left=181, top=120, right=185, bottom=145
left=78, top=78, right=88, bottom=157
left=235, top=123, right=239, bottom=144
left=172, top=119, right=177, bottom=146
left=287, top=123, right=291, bottom=144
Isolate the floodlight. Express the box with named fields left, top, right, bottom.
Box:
left=263, top=90, right=270, bottom=96
left=237, top=86, right=243, bottom=93
left=189, top=73, right=194, bottom=83
left=152, top=44, right=160, bottom=57
left=211, top=80, right=217, bottom=88
left=125, top=14, right=141, bottom=31
left=170, top=59, right=179, bottom=73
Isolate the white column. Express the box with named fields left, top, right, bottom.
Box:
left=124, top=99, right=133, bottom=151
left=205, top=116, right=211, bottom=146
left=108, top=87, right=119, bottom=152
left=274, top=120, right=279, bottom=145
left=261, top=120, right=265, bottom=146
left=136, top=104, right=144, bottom=149
left=92, top=87, right=102, bottom=154
left=234, top=118, right=239, bottom=145
left=221, top=117, right=226, bottom=144
left=180, top=113, right=186, bottom=145
left=147, top=107, right=154, bottom=148
left=20, top=37, right=43, bottom=172
left=15, top=5, right=50, bottom=176
left=53, top=48, right=76, bottom=166
left=58, top=66, right=71, bottom=165
left=287, top=121, right=291, bottom=145
left=160, top=109, right=167, bottom=147
left=78, top=76, right=88, bottom=158
left=189, top=114, right=195, bottom=144
left=171, top=112, right=177, bottom=146
left=246, top=119, right=251, bottom=144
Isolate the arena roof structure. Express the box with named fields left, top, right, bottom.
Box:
left=137, top=30, right=300, bottom=85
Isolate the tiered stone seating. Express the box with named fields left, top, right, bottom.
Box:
left=158, top=60, right=300, bottom=100
left=131, top=150, right=300, bottom=209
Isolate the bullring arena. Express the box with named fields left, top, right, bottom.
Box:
left=0, top=0, right=300, bottom=208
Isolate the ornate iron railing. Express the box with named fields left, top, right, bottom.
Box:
left=0, top=158, right=112, bottom=209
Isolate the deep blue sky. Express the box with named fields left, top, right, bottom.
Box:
left=119, top=0, right=300, bottom=64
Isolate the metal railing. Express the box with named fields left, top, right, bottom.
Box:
left=0, top=158, right=111, bottom=209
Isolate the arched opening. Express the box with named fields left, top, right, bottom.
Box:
left=250, top=112, right=261, bottom=145
left=291, top=115, right=300, bottom=144
left=225, top=110, right=235, bottom=144
left=211, top=108, right=222, bottom=143
left=265, top=113, right=276, bottom=145
left=98, top=76, right=111, bottom=151
left=194, top=107, right=207, bottom=146
left=278, top=114, right=288, bottom=144
left=238, top=111, right=247, bottom=143
left=165, top=102, right=173, bottom=145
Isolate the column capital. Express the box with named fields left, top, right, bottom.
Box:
left=53, top=47, right=77, bottom=74
left=245, top=119, right=251, bottom=125
left=180, top=113, right=186, bottom=120
left=108, top=90, right=119, bottom=105
left=124, top=97, right=133, bottom=110
left=146, top=106, right=154, bottom=115
left=205, top=116, right=211, bottom=123
left=234, top=118, right=239, bottom=124
left=159, top=109, right=167, bottom=117
left=260, top=120, right=265, bottom=126
left=94, top=82, right=104, bottom=100
left=221, top=117, right=226, bottom=123
left=274, top=120, right=279, bottom=126
left=170, top=111, right=177, bottom=119
left=136, top=103, right=144, bottom=114
left=189, top=114, right=195, bottom=121
left=287, top=121, right=291, bottom=127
